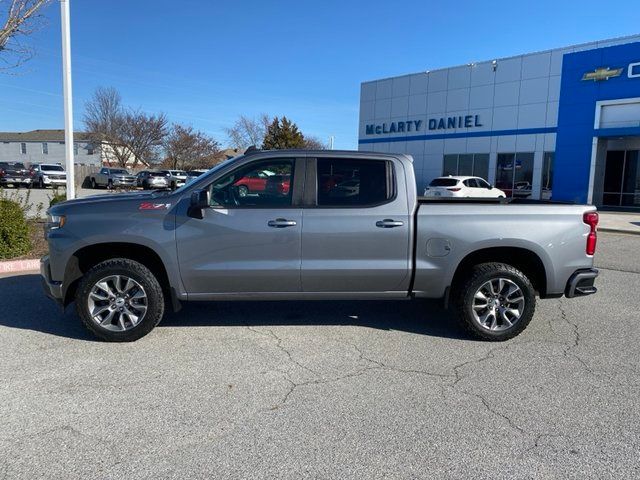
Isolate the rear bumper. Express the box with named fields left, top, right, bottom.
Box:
left=565, top=268, right=598, bottom=298
left=40, top=255, right=63, bottom=305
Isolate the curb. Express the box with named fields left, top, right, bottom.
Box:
left=599, top=227, right=640, bottom=236
left=0, top=258, right=40, bottom=274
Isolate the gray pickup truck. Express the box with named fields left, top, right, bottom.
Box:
left=41, top=150, right=599, bottom=342
left=90, top=167, right=138, bottom=189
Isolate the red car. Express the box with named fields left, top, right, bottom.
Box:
left=235, top=170, right=290, bottom=196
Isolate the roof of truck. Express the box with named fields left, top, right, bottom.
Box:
left=243, top=149, right=413, bottom=161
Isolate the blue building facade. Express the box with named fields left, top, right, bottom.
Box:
left=359, top=35, right=640, bottom=207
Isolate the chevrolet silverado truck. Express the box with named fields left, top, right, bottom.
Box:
left=90, top=167, right=138, bottom=189
left=41, top=150, right=599, bottom=342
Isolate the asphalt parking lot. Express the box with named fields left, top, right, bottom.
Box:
left=2, top=186, right=132, bottom=218
left=1, top=232, right=639, bottom=479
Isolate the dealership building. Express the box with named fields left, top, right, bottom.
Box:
left=358, top=35, right=640, bottom=207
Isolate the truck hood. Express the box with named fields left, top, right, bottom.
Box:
left=49, top=190, right=174, bottom=214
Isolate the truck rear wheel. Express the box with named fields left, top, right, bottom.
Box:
left=75, top=258, right=165, bottom=342
left=454, top=262, right=535, bottom=341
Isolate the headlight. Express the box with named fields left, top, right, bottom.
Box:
left=44, top=214, right=66, bottom=236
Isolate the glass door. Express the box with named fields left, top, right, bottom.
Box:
left=603, top=150, right=640, bottom=207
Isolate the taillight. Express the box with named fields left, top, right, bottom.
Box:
left=583, top=211, right=598, bottom=255
left=447, top=187, right=461, bottom=192
left=0, top=169, right=5, bottom=177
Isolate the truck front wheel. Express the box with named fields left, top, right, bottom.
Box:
left=75, top=258, right=165, bottom=342
left=454, top=262, right=536, bottom=341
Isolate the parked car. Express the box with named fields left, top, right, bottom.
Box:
left=424, top=176, right=506, bottom=198
left=136, top=171, right=169, bottom=190
left=41, top=150, right=599, bottom=343
left=513, top=181, right=533, bottom=198
left=233, top=169, right=276, bottom=196
left=90, top=167, right=137, bottom=189
left=186, top=169, right=208, bottom=184
left=159, top=170, right=188, bottom=190
left=30, top=163, right=66, bottom=189
left=0, top=162, right=31, bottom=188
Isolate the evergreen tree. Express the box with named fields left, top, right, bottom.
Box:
left=261, top=116, right=305, bottom=150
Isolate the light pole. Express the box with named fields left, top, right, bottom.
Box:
left=60, top=0, right=75, bottom=199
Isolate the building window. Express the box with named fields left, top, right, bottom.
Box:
left=442, top=154, right=490, bottom=180
left=542, top=152, right=554, bottom=200
left=20, top=142, right=27, bottom=154
left=87, top=145, right=94, bottom=155
left=42, top=142, right=48, bottom=155
left=73, top=143, right=78, bottom=155
left=496, top=152, right=534, bottom=198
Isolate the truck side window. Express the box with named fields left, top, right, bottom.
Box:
left=317, top=158, right=392, bottom=206
left=208, top=160, right=294, bottom=208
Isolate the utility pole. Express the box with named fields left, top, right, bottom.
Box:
left=60, top=0, right=75, bottom=199
left=329, top=135, right=335, bottom=150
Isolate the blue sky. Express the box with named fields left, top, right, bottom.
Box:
left=0, top=0, right=638, bottom=149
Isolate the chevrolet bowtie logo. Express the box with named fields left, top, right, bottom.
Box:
left=582, top=67, right=624, bottom=81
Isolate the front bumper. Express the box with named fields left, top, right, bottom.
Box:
left=40, top=255, right=63, bottom=305
left=44, top=177, right=67, bottom=185
left=113, top=178, right=137, bottom=186
left=565, top=268, right=598, bottom=298
left=0, top=176, right=30, bottom=185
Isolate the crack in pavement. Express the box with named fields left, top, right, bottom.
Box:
left=519, top=432, right=573, bottom=457
left=341, top=341, right=454, bottom=380
left=245, top=325, right=319, bottom=376
left=271, top=366, right=381, bottom=410
left=555, top=300, right=598, bottom=378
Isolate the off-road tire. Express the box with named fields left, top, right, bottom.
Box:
left=453, top=262, right=536, bottom=341
left=75, top=258, right=165, bottom=342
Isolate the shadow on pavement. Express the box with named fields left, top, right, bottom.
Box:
left=1, top=273, right=469, bottom=341
left=0, top=274, right=96, bottom=341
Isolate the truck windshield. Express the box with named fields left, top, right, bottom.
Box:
left=429, top=178, right=458, bottom=187
left=172, top=154, right=245, bottom=195
left=112, top=169, right=129, bottom=174
left=41, top=165, right=65, bottom=172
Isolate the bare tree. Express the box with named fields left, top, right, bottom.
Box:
left=302, top=136, right=327, bottom=150
left=164, top=124, right=220, bottom=170
left=84, top=86, right=168, bottom=168
left=225, top=113, right=270, bottom=151
left=121, top=110, right=168, bottom=167
left=0, top=0, right=51, bottom=71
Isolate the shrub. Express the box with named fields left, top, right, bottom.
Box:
left=0, top=187, right=44, bottom=219
left=0, top=199, right=32, bottom=259
left=49, top=193, right=67, bottom=206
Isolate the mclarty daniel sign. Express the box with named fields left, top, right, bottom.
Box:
left=365, top=114, right=482, bottom=135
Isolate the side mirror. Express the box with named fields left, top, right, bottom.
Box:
left=188, top=189, right=210, bottom=219
left=488, top=185, right=494, bottom=190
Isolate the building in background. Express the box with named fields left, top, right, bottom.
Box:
left=359, top=34, right=640, bottom=207
left=0, top=130, right=99, bottom=166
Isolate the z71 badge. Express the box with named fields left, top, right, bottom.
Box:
left=138, top=202, right=171, bottom=211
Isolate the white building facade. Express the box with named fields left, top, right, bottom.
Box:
left=0, top=130, right=100, bottom=166
left=359, top=34, right=640, bottom=207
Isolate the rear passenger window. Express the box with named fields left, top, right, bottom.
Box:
left=317, top=158, right=393, bottom=206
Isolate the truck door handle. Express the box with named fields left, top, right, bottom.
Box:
left=268, top=218, right=297, bottom=228
left=376, top=219, right=404, bottom=228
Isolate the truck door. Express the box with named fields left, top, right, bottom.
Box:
left=301, top=157, right=411, bottom=294
left=176, top=157, right=304, bottom=295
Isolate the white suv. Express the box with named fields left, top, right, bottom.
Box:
left=30, top=164, right=67, bottom=189
left=423, top=176, right=506, bottom=198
